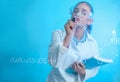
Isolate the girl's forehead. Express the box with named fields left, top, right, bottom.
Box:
left=75, top=3, right=91, bottom=13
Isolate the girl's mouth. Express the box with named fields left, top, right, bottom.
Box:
left=75, top=18, right=80, bottom=23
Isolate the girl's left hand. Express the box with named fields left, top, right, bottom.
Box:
left=72, top=62, right=86, bottom=75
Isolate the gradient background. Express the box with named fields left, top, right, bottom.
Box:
left=0, top=0, right=120, bottom=82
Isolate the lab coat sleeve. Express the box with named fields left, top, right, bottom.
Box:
left=85, top=67, right=99, bottom=80
left=77, top=67, right=99, bottom=82
left=48, top=30, right=69, bottom=68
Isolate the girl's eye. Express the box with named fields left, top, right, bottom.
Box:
left=82, top=12, right=87, bottom=15
left=74, top=9, right=79, bottom=13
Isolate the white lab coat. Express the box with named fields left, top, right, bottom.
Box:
left=47, top=29, right=99, bottom=82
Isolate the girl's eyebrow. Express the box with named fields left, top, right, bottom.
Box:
left=74, top=7, right=87, bottom=12
left=74, top=8, right=79, bottom=11
left=81, top=8, right=87, bottom=12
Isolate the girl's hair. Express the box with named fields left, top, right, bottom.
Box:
left=74, top=1, right=94, bottom=33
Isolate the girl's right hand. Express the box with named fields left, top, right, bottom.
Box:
left=64, top=20, right=75, bottom=36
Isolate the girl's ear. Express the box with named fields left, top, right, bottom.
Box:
left=87, top=18, right=93, bottom=25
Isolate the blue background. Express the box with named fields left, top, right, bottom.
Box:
left=0, top=0, right=120, bottom=82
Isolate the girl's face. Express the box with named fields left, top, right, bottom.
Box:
left=72, top=3, right=93, bottom=29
